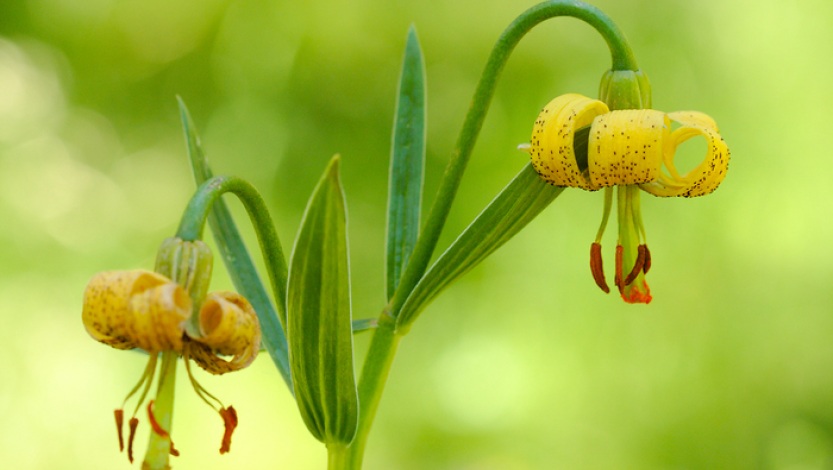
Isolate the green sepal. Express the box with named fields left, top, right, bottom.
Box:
left=154, top=237, right=214, bottom=338
left=177, top=97, right=292, bottom=389
left=599, top=69, right=652, bottom=110
left=396, top=163, right=563, bottom=333
left=386, top=25, right=426, bottom=301
left=287, top=156, right=359, bottom=445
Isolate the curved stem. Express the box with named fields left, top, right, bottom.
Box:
left=388, top=0, right=639, bottom=319
left=175, top=175, right=291, bottom=386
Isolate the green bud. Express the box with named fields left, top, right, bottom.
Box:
left=599, top=69, right=652, bottom=110
left=155, top=237, right=214, bottom=337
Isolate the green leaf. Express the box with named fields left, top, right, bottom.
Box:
left=386, top=26, right=426, bottom=300
left=177, top=97, right=292, bottom=389
left=351, top=317, right=378, bottom=334
left=396, top=163, right=564, bottom=332
left=287, top=156, right=358, bottom=445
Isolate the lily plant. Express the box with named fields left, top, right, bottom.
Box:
left=81, top=1, right=729, bottom=468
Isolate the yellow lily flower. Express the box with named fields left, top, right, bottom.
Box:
left=523, top=93, right=729, bottom=303
left=82, top=240, right=261, bottom=467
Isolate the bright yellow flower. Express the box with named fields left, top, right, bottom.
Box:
left=82, top=250, right=260, bottom=467
left=523, top=93, right=729, bottom=303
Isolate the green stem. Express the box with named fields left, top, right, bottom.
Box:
left=328, top=443, right=350, bottom=469
left=388, top=0, right=639, bottom=319
left=344, top=313, right=401, bottom=469
left=175, top=175, right=292, bottom=388
left=142, top=351, right=178, bottom=470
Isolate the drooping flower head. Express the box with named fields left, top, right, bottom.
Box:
left=82, top=238, right=261, bottom=467
left=522, top=92, right=729, bottom=303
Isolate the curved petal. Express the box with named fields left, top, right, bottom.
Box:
left=588, top=109, right=666, bottom=187
left=187, top=292, right=261, bottom=375
left=82, top=270, right=172, bottom=350
left=527, top=93, right=609, bottom=190
left=641, top=111, right=729, bottom=197
left=126, top=282, right=191, bottom=352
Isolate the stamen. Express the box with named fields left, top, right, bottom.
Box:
left=127, top=417, right=139, bottom=463
left=590, top=243, right=609, bottom=293
left=122, top=353, right=159, bottom=418
left=614, top=244, right=624, bottom=294
left=219, top=406, right=238, bottom=454
left=148, top=400, right=180, bottom=457
left=594, top=187, right=614, bottom=243
left=623, top=245, right=647, bottom=286
left=147, top=400, right=169, bottom=437
left=642, top=245, right=652, bottom=273
left=114, top=409, right=125, bottom=452
left=184, top=348, right=225, bottom=411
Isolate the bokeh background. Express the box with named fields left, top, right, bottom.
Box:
left=2, top=0, right=832, bottom=468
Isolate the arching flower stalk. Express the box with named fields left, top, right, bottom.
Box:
left=522, top=93, right=729, bottom=303
left=81, top=238, right=261, bottom=468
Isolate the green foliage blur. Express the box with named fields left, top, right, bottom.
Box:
left=2, top=0, right=832, bottom=469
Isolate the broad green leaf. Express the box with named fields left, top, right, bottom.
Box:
left=287, top=156, right=358, bottom=445
left=396, top=163, right=563, bottom=332
left=178, top=97, right=292, bottom=389
left=386, top=26, right=426, bottom=300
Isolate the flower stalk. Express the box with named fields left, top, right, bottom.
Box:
left=342, top=1, right=644, bottom=467
left=143, top=352, right=179, bottom=470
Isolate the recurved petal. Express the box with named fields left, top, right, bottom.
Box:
left=82, top=270, right=171, bottom=350
left=126, top=282, right=192, bottom=352
left=527, top=93, right=609, bottom=189
left=640, top=112, right=729, bottom=197
left=588, top=109, right=666, bottom=187
left=187, top=292, right=261, bottom=375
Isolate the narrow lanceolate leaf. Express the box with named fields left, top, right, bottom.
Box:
left=288, top=156, right=358, bottom=445
left=386, top=25, right=426, bottom=300
left=178, top=97, right=292, bottom=389
left=396, top=163, right=564, bottom=332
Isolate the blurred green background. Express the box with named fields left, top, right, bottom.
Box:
left=2, top=0, right=832, bottom=468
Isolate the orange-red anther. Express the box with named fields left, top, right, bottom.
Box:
left=147, top=400, right=180, bottom=457
left=147, top=400, right=169, bottom=438
left=114, top=409, right=125, bottom=452
left=642, top=245, right=652, bottom=273
left=127, top=417, right=139, bottom=463
left=623, top=245, right=647, bottom=286
left=590, top=242, right=610, bottom=293
left=219, top=406, right=238, bottom=454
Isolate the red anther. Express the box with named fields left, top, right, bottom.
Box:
left=147, top=400, right=169, bottom=437
left=623, top=245, right=647, bottom=286
left=614, top=245, right=624, bottom=294
left=147, top=400, right=180, bottom=457
left=642, top=245, right=652, bottom=273
left=127, top=417, right=139, bottom=463
left=590, top=242, right=610, bottom=293
left=114, top=409, right=125, bottom=452
left=219, top=406, right=238, bottom=454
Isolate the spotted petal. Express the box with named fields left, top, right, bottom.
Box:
left=641, top=111, right=729, bottom=197
left=527, top=93, right=609, bottom=190
left=588, top=109, right=666, bottom=187
left=82, top=270, right=187, bottom=350
left=187, top=292, right=261, bottom=375
left=126, top=282, right=192, bottom=352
